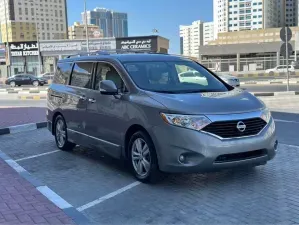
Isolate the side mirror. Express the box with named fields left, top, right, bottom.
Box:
left=99, top=80, right=118, bottom=95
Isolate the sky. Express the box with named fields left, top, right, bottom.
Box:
left=67, top=0, right=213, bottom=53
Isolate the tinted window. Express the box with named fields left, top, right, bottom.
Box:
left=70, top=62, right=93, bottom=88
left=94, top=63, right=125, bottom=92
left=123, top=61, right=228, bottom=93
left=54, top=62, right=73, bottom=84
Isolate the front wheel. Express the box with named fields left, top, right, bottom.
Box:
left=10, top=81, right=16, bottom=87
left=128, top=131, right=162, bottom=183
left=32, top=80, right=39, bottom=87
left=54, top=115, right=76, bottom=151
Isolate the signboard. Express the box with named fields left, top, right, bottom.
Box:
left=280, top=27, right=292, bottom=42
left=280, top=42, right=293, bottom=58
left=81, top=38, right=116, bottom=51
left=295, top=32, right=299, bottom=51
left=40, top=42, right=82, bottom=52
left=116, top=36, right=158, bottom=52
left=10, top=42, right=39, bottom=57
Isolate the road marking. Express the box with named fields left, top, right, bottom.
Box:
left=279, top=143, right=299, bottom=149
left=274, top=119, right=299, bottom=124
left=15, top=150, right=60, bottom=162
left=37, top=186, right=72, bottom=209
left=77, top=181, right=141, bottom=212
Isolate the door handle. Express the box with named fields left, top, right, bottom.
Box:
left=88, top=98, right=96, bottom=103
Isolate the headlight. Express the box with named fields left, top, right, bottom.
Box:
left=261, top=108, right=271, bottom=123
left=160, top=113, right=211, bottom=131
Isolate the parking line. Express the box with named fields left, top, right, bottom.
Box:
left=274, top=119, right=299, bottom=124
left=76, top=181, right=141, bottom=212
left=15, top=150, right=60, bottom=162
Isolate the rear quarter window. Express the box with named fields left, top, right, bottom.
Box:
left=54, top=62, right=73, bottom=84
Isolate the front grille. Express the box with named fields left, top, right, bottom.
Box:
left=202, top=118, right=267, bottom=139
left=214, top=149, right=266, bottom=163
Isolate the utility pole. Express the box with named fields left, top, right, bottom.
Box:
left=3, top=0, right=11, bottom=77
left=286, top=27, right=289, bottom=92
left=84, top=0, right=90, bottom=53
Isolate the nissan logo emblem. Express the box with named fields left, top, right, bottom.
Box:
left=237, top=121, right=246, bottom=132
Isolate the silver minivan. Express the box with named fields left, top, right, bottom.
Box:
left=47, top=53, right=277, bottom=183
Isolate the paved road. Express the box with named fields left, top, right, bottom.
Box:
left=0, top=99, right=46, bottom=108
left=0, top=111, right=299, bottom=224
left=243, top=84, right=299, bottom=92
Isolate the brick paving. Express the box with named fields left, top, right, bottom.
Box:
left=0, top=159, right=74, bottom=224
left=0, top=107, right=46, bottom=128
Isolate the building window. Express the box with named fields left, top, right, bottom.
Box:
left=25, top=8, right=28, bottom=15
left=19, top=8, right=22, bottom=15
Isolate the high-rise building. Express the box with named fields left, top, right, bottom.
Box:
left=180, top=20, right=213, bottom=57
left=82, top=7, right=128, bottom=38
left=68, top=22, right=103, bottom=40
left=213, top=0, right=278, bottom=38
left=277, top=0, right=298, bottom=27
left=0, top=0, right=68, bottom=42
left=203, top=22, right=214, bottom=45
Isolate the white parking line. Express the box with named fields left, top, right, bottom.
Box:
left=274, top=119, right=299, bottom=124
left=76, top=181, right=141, bottom=212
left=15, top=150, right=60, bottom=162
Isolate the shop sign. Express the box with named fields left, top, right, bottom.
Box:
left=116, top=36, right=158, bottom=52
left=10, top=42, right=39, bottom=57
left=81, top=38, right=116, bottom=51
left=40, top=42, right=82, bottom=51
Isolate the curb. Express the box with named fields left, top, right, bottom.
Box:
left=241, top=81, right=299, bottom=85
left=0, top=91, right=48, bottom=94
left=0, top=122, right=48, bottom=135
left=0, top=151, right=90, bottom=225
left=253, top=91, right=299, bottom=97
left=18, top=95, right=47, bottom=100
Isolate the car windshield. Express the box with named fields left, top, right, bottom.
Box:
left=123, top=60, right=229, bottom=93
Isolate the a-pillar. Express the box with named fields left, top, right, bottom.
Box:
left=237, top=53, right=240, bottom=72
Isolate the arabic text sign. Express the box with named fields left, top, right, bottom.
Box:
left=10, top=42, right=39, bottom=57
left=81, top=39, right=116, bottom=51
left=40, top=42, right=82, bottom=51
left=116, top=37, right=158, bottom=52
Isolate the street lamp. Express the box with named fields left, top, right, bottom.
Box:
left=84, top=0, right=90, bottom=53
left=28, top=0, right=42, bottom=75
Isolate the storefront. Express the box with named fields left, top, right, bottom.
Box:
left=6, top=35, right=169, bottom=77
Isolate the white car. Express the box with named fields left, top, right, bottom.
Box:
left=178, top=71, right=208, bottom=85
left=216, top=72, right=240, bottom=87
left=265, top=65, right=295, bottom=75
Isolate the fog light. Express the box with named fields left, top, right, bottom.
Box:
left=179, top=155, right=185, bottom=163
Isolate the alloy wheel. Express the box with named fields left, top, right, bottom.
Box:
left=131, top=138, right=151, bottom=177
left=56, top=119, right=66, bottom=148
left=33, top=81, right=39, bottom=87
left=10, top=81, right=16, bottom=87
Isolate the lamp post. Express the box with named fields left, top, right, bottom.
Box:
left=28, top=0, right=42, bottom=75
left=3, top=0, right=11, bottom=77
left=84, top=0, right=90, bottom=53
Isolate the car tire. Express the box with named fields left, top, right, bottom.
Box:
left=269, top=71, right=274, bottom=76
left=10, top=81, right=16, bottom=87
left=40, top=84, right=44, bottom=86
left=32, top=81, right=39, bottom=87
left=128, top=131, right=162, bottom=183
left=54, top=115, right=76, bottom=151
left=17, top=85, right=21, bottom=87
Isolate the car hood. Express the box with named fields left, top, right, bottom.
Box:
left=146, top=89, right=265, bottom=115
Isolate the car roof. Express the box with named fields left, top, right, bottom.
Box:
left=58, top=53, right=193, bottom=63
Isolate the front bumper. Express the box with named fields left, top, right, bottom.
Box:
left=151, top=118, right=277, bottom=173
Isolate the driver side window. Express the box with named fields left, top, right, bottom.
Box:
left=94, top=63, right=127, bottom=93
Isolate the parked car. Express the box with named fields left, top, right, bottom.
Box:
left=265, top=65, right=295, bottom=75
left=5, top=74, right=48, bottom=87
left=178, top=71, right=208, bottom=85
left=38, top=72, right=54, bottom=80
left=216, top=72, right=240, bottom=87
left=47, top=53, right=277, bottom=183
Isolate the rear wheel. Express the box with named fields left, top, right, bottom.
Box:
left=128, top=131, right=162, bottom=183
left=54, top=115, right=76, bottom=151
left=269, top=71, right=274, bottom=76
left=10, top=81, right=16, bottom=87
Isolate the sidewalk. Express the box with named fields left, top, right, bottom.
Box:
left=0, top=158, right=74, bottom=224
left=0, top=107, right=46, bottom=128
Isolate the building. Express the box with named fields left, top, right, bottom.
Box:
left=68, top=22, right=103, bottom=40
left=82, top=7, right=128, bottom=38
left=208, top=27, right=299, bottom=45
left=203, top=22, right=214, bottom=45
left=0, top=0, right=68, bottom=42
left=277, top=0, right=298, bottom=27
left=213, top=0, right=278, bottom=38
